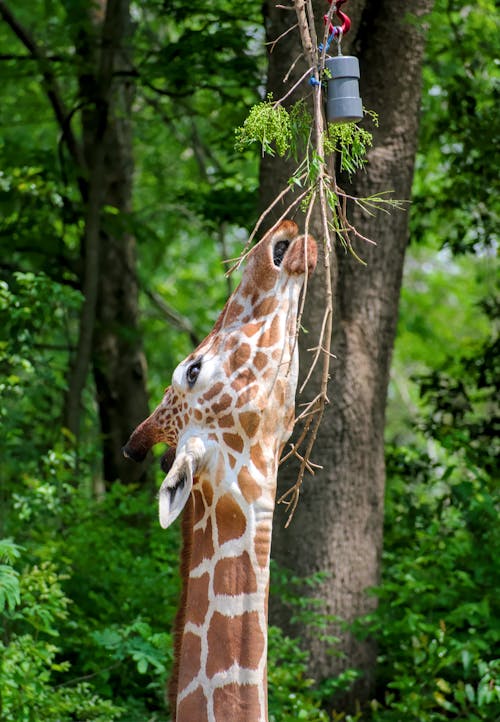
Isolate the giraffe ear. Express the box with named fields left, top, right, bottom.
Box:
left=158, top=437, right=207, bottom=529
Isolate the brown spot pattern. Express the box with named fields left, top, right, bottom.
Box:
left=186, top=573, right=210, bottom=626
left=215, top=494, right=246, bottom=545
left=235, top=384, right=259, bottom=408
left=218, top=413, right=235, bottom=429
left=259, top=314, right=281, bottom=347
left=239, top=411, right=260, bottom=438
left=206, top=611, right=265, bottom=677
left=192, top=489, right=206, bottom=526
left=231, top=368, right=257, bottom=393
left=176, top=686, right=209, bottom=722
left=256, top=266, right=278, bottom=293
left=222, top=433, right=244, bottom=454
left=203, top=382, right=224, bottom=402
left=201, top=481, right=213, bottom=506
left=254, top=296, right=278, bottom=317
left=213, top=682, right=261, bottom=721
left=242, top=322, right=262, bottom=337
left=177, top=631, right=202, bottom=692
left=250, top=443, right=268, bottom=477
left=229, top=343, right=252, bottom=370
left=223, top=335, right=239, bottom=351
left=224, top=301, right=244, bottom=325
left=213, top=552, right=258, bottom=596
left=211, top=393, right=232, bottom=415
left=238, top=466, right=262, bottom=503
left=253, top=351, right=268, bottom=371
left=191, top=517, right=214, bottom=570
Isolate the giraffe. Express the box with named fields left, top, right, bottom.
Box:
left=123, top=220, right=317, bottom=722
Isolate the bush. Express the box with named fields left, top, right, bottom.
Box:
left=0, top=539, right=123, bottom=721
left=361, top=441, right=500, bottom=721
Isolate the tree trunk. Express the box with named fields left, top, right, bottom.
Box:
left=72, top=0, right=150, bottom=486
left=89, top=12, right=151, bottom=487
left=261, top=0, right=434, bottom=711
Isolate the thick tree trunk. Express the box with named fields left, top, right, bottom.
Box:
left=90, top=30, right=150, bottom=487
left=261, top=0, right=433, bottom=711
left=69, top=0, right=150, bottom=486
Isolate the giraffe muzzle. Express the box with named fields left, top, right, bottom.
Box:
left=122, top=408, right=166, bottom=462
left=122, top=440, right=148, bottom=463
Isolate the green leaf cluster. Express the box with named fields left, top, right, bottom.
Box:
left=0, top=546, right=123, bottom=721
left=235, top=97, right=312, bottom=158
left=410, top=0, right=499, bottom=253
left=363, top=439, right=500, bottom=721
left=268, top=625, right=330, bottom=721
left=324, top=113, right=377, bottom=177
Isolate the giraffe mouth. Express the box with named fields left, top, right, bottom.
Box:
left=273, top=239, right=290, bottom=267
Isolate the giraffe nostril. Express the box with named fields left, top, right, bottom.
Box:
left=273, top=240, right=290, bottom=267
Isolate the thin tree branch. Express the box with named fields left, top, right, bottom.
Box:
left=144, top=288, right=200, bottom=347
left=0, top=1, right=84, bottom=168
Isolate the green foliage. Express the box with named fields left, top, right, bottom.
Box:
left=235, top=94, right=377, bottom=180
left=0, top=547, right=123, bottom=722
left=268, top=626, right=329, bottom=721
left=364, top=304, right=500, bottom=720
left=324, top=112, right=378, bottom=177
left=411, top=0, right=499, bottom=253
left=0, top=539, right=22, bottom=612
left=235, top=96, right=291, bottom=156
left=91, top=619, right=170, bottom=679
left=1, top=472, right=182, bottom=720
left=0, top=272, right=83, bottom=482
left=363, top=443, right=500, bottom=721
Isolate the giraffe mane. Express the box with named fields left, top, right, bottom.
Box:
left=168, top=492, right=194, bottom=720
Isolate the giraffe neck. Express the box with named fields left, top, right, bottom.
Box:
left=171, top=467, right=275, bottom=722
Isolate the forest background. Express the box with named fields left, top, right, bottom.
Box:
left=0, top=1, right=498, bottom=721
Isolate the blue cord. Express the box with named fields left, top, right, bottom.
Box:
left=319, top=30, right=338, bottom=54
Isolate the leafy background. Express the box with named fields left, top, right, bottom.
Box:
left=0, top=0, right=498, bottom=720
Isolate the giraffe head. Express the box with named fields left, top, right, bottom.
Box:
left=123, top=220, right=317, bottom=527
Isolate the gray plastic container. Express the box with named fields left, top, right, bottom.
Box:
left=326, top=55, right=363, bottom=124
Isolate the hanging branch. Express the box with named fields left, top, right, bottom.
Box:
left=273, top=0, right=334, bottom=526
left=233, top=0, right=405, bottom=525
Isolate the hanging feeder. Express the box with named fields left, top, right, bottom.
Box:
left=326, top=55, right=363, bottom=124
left=323, top=0, right=363, bottom=124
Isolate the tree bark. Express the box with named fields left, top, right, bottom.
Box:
left=261, top=0, right=434, bottom=711
left=88, top=4, right=151, bottom=487
left=71, top=0, right=150, bottom=485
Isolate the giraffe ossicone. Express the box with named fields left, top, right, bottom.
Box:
left=123, top=220, right=317, bottom=722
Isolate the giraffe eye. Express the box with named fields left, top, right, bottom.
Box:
left=273, top=240, right=290, bottom=267
left=186, top=359, right=202, bottom=388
